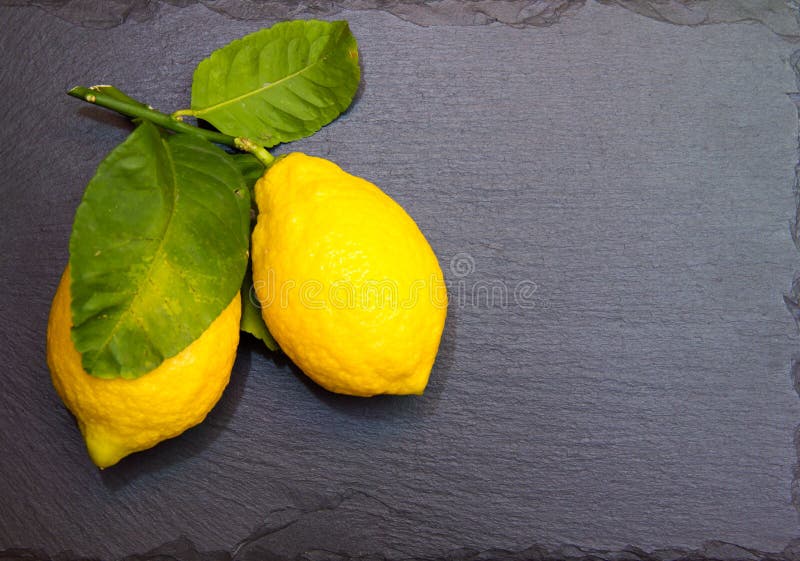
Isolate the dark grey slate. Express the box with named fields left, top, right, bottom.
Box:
left=1, top=1, right=799, bottom=559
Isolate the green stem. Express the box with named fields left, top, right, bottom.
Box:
left=68, top=86, right=276, bottom=169
left=69, top=86, right=239, bottom=148
left=172, top=109, right=195, bottom=119
left=235, top=137, right=275, bottom=167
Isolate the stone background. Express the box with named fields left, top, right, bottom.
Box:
left=1, top=1, right=799, bottom=558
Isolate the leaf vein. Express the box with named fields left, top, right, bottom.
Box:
left=193, top=27, right=346, bottom=118
left=86, top=135, right=180, bottom=367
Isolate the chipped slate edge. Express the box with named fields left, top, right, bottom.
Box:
left=0, top=0, right=799, bottom=40
left=786, top=35, right=800, bottom=522
left=6, top=536, right=800, bottom=561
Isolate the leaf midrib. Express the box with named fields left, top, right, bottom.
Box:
left=85, top=135, right=179, bottom=371
left=192, top=26, right=345, bottom=118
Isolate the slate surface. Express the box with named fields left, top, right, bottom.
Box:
left=1, top=1, right=800, bottom=559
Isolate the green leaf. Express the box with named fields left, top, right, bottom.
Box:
left=189, top=19, right=360, bottom=147
left=69, top=121, right=251, bottom=379
left=240, top=264, right=279, bottom=351
left=230, top=153, right=266, bottom=199
left=226, top=155, right=278, bottom=350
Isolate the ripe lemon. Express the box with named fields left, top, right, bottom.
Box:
left=46, top=267, right=241, bottom=468
left=251, top=153, right=447, bottom=396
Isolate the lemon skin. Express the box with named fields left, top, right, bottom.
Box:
left=251, top=153, right=447, bottom=397
left=46, top=267, right=241, bottom=468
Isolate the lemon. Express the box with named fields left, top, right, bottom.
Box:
left=46, top=267, right=241, bottom=468
left=251, top=153, right=447, bottom=397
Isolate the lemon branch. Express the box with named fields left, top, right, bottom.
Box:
left=67, top=86, right=274, bottom=167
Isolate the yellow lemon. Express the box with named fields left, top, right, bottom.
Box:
left=251, top=153, right=447, bottom=397
left=46, top=267, right=241, bottom=468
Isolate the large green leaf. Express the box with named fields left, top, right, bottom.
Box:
left=189, top=19, right=360, bottom=147
left=69, top=121, right=251, bottom=379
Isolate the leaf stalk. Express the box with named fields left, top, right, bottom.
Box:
left=234, top=137, right=275, bottom=167
left=68, top=86, right=275, bottom=168
left=69, top=86, right=239, bottom=147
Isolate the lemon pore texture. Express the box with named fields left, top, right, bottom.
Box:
left=46, top=267, right=241, bottom=468
left=251, top=153, right=447, bottom=397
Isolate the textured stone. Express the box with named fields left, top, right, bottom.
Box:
left=0, top=1, right=798, bottom=559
